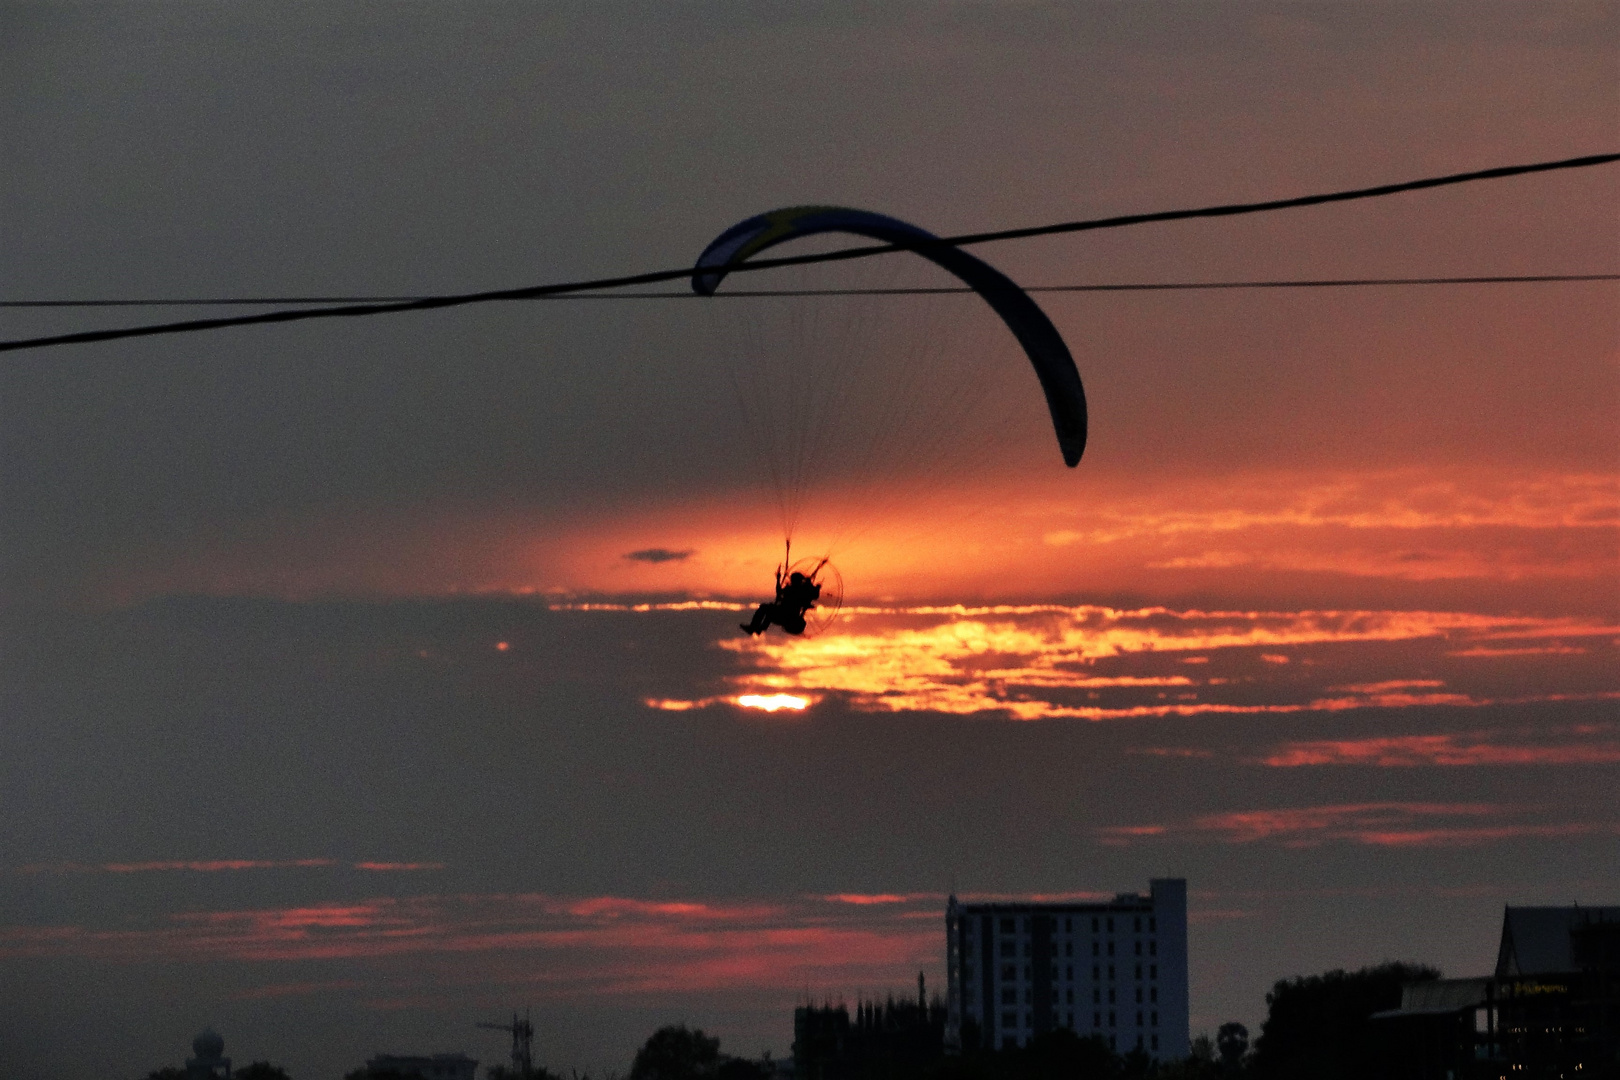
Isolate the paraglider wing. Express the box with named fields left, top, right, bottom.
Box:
left=692, top=206, right=1087, bottom=467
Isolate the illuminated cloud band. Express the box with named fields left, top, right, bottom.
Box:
left=637, top=604, right=1617, bottom=722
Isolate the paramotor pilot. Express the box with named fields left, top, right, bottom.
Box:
left=741, top=568, right=822, bottom=636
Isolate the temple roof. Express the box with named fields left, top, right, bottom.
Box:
left=1496, top=906, right=1620, bottom=977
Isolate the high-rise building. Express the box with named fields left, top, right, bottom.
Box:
left=945, top=878, right=1188, bottom=1060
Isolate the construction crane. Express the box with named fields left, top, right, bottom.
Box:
left=476, top=1009, right=534, bottom=1078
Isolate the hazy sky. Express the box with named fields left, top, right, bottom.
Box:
left=1, top=3, right=1616, bottom=1079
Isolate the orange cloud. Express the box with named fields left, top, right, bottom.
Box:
left=645, top=698, right=709, bottom=711
left=1263, top=727, right=1620, bottom=767
left=1329, top=680, right=1445, bottom=693
left=107, top=466, right=1617, bottom=607
left=1448, top=645, right=1587, bottom=657
left=635, top=603, right=1620, bottom=721
left=0, top=892, right=946, bottom=998
left=1100, top=802, right=1620, bottom=848
left=1036, top=469, right=1620, bottom=540
left=818, top=893, right=942, bottom=906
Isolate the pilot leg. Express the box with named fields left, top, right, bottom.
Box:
left=742, top=603, right=775, bottom=635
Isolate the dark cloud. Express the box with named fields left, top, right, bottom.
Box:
left=625, top=548, right=696, bottom=564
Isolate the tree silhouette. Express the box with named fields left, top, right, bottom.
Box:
left=487, top=1067, right=565, bottom=1080
left=631, top=1026, right=724, bottom=1080
left=236, top=1063, right=292, bottom=1080
left=1214, top=1023, right=1248, bottom=1069
left=1249, top=961, right=1438, bottom=1079
left=716, top=1058, right=770, bottom=1080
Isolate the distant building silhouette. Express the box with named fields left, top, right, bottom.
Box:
left=1495, top=902, right=1620, bottom=1072
left=365, top=1053, right=478, bottom=1080
left=186, top=1029, right=231, bottom=1080
left=1372, top=902, right=1619, bottom=1077
left=945, top=878, right=1189, bottom=1060
left=793, top=977, right=946, bottom=1080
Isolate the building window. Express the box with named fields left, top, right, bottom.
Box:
left=1024, top=990, right=1032, bottom=1005
left=1091, top=941, right=1099, bottom=957
left=1136, top=1034, right=1144, bottom=1050
left=1107, top=918, right=1115, bottom=932
left=1135, top=988, right=1143, bottom=1004
left=1092, top=966, right=1100, bottom=981
left=1151, top=1035, right=1159, bottom=1052
left=1026, top=1013, right=1033, bottom=1029
left=1136, top=1011, right=1143, bottom=1026
left=1066, top=965, right=1073, bottom=980
left=1002, top=965, right=1016, bottom=980
left=1002, top=1012, right=1017, bottom=1028
left=1024, top=943, right=1032, bottom=957
left=1093, top=988, right=1100, bottom=1004
left=1108, top=942, right=1115, bottom=957
left=1064, top=942, right=1073, bottom=957
left=1136, top=965, right=1143, bottom=980
left=1064, top=918, right=1072, bottom=932
left=1001, top=918, right=1015, bottom=933
left=1151, top=1011, right=1158, bottom=1027
left=1150, top=988, right=1157, bottom=1003
left=1001, top=941, right=1015, bottom=957
left=1002, top=989, right=1017, bottom=1005
left=1135, top=941, right=1142, bottom=956
left=1109, top=965, right=1115, bottom=981
left=1108, top=989, right=1116, bottom=1004
left=1023, top=918, right=1030, bottom=931
left=1093, top=1012, right=1101, bottom=1028
left=1134, top=917, right=1142, bottom=933
left=1066, top=1012, right=1073, bottom=1027
left=1150, top=940, right=1157, bottom=957
left=1109, top=1012, right=1116, bottom=1028
left=1091, top=917, right=1099, bottom=932
left=1065, top=989, right=1073, bottom=1004
left=1051, top=966, right=1059, bottom=980
left=1150, top=965, right=1157, bottom=980
left=1024, top=966, right=1031, bottom=980
left=1150, top=917, right=1156, bottom=932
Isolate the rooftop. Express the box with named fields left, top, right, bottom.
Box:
left=1497, top=906, right=1620, bottom=977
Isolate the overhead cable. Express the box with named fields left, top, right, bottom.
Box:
left=1, top=151, right=1614, bottom=354
left=3, top=274, right=1614, bottom=307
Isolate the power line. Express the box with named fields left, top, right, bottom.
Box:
left=2, top=274, right=1614, bottom=307
left=1, top=151, right=1614, bottom=354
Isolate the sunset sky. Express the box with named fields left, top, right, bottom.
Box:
left=1, top=3, right=1616, bottom=1079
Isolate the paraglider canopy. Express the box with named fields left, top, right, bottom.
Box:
left=692, top=205, right=1087, bottom=467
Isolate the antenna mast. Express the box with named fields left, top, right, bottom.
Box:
left=476, top=1009, right=534, bottom=1077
